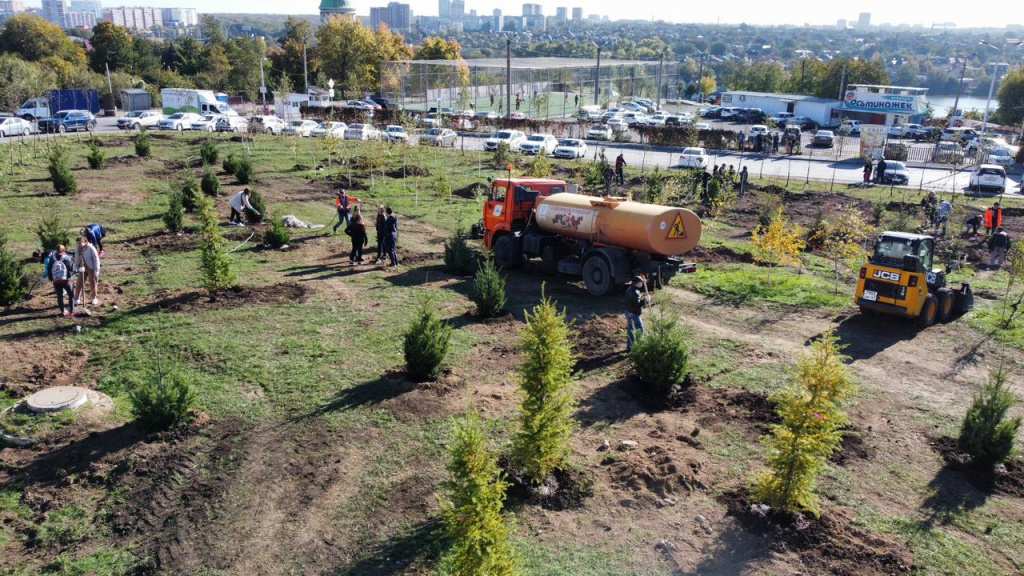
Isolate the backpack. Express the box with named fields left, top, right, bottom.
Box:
left=49, top=255, right=70, bottom=281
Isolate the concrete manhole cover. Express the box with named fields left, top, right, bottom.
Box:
left=24, top=386, right=91, bottom=413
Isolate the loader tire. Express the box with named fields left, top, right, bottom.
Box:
left=917, top=294, right=938, bottom=328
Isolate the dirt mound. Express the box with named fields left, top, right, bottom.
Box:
left=453, top=182, right=487, bottom=199
left=831, top=427, right=875, bottom=466
left=930, top=436, right=1024, bottom=497
left=691, top=245, right=755, bottom=264
left=386, top=165, right=430, bottom=178
left=721, top=489, right=914, bottom=575
left=604, top=444, right=705, bottom=505
left=124, top=231, right=198, bottom=255
left=500, top=456, right=594, bottom=511
left=323, top=173, right=369, bottom=190
left=681, top=388, right=780, bottom=434
left=573, top=314, right=623, bottom=372
left=137, top=283, right=310, bottom=314
left=758, top=184, right=788, bottom=195
left=105, top=155, right=145, bottom=167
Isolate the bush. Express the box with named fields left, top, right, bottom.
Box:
left=263, top=213, right=290, bottom=248
left=439, top=414, right=517, bottom=576
left=199, top=139, right=219, bottom=165
left=472, top=257, right=507, bottom=318
left=234, top=155, right=254, bottom=184
left=492, top=141, right=511, bottom=169
left=444, top=228, right=477, bottom=275
left=86, top=140, right=104, bottom=170
left=35, top=213, right=71, bottom=254
left=129, top=361, right=196, bottom=432
left=197, top=194, right=236, bottom=291
left=403, top=300, right=452, bottom=381
left=200, top=165, right=220, bottom=196
left=180, top=173, right=201, bottom=213
left=958, top=368, right=1021, bottom=468
left=134, top=130, right=151, bottom=158
left=526, top=151, right=553, bottom=178
left=0, top=231, right=28, bottom=307
left=246, top=188, right=266, bottom=223
left=163, top=189, right=184, bottom=233
left=47, top=145, right=77, bottom=195
left=513, top=296, right=576, bottom=484
left=629, top=309, right=690, bottom=401
left=222, top=153, right=239, bottom=175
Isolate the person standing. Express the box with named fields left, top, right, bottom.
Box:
left=863, top=158, right=873, bottom=184
left=346, top=211, right=368, bottom=264
left=772, top=132, right=780, bottom=153
left=936, top=200, right=952, bottom=237
left=875, top=158, right=887, bottom=184
left=374, top=206, right=387, bottom=263
left=739, top=166, right=749, bottom=196
left=229, top=188, right=260, bottom=225
left=74, top=235, right=100, bottom=307
left=988, top=227, right=1011, bottom=268
left=603, top=164, right=613, bottom=195
left=615, top=153, right=626, bottom=186
left=984, top=202, right=1004, bottom=236
left=49, top=245, right=75, bottom=317
left=384, top=206, right=399, bottom=267
left=82, top=223, right=106, bottom=255
left=624, top=275, right=649, bottom=352
left=737, top=131, right=746, bottom=151
left=332, top=189, right=352, bottom=234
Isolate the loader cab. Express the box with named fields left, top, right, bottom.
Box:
left=483, top=178, right=568, bottom=248
left=868, top=232, right=942, bottom=287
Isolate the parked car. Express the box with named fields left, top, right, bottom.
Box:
left=251, top=115, right=287, bottom=135
left=700, top=107, right=722, bottom=119
left=284, top=119, right=319, bottom=137
left=838, top=120, right=861, bottom=136
left=474, top=110, right=499, bottom=120
left=159, top=112, right=202, bottom=131
left=117, top=110, right=162, bottom=130
left=749, top=125, right=769, bottom=138
left=677, top=147, right=708, bottom=169
left=0, top=115, right=34, bottom=137
left=384, top=125, right=408, bottom=143
left=344, top=123, right=379, bottom=140
left=880, top=161, right=909, bottom=185
left=887, top=124, right=908, bottom=138
left=484, top=129, right=526, bottom=151
left=786, top=116, right=817, bottom=131
left=932, top=141, right=965, bottom=164
left=987, top=147, right=1017, bottom=167
left=719, top=107, right=741, bottom=120
left=812, top=130, right=835, bottom=148
left=420, top=127, right=457, bottom=147
left=216, top=116, right=249, bottom=133
left=905, top=124, right=934, bottom=140
left=576, top=106, right=602, bottom=121
left=368, top=95, right=396, bottom=110
left=969, top=164, right=1007, bottom=193
left=587, top=125, right=613, bottom=140
left=607, top=117, right=629, bottom=132
left=343, top=100, right=375, bottom=112
left=190, top=114, right=222, bottom=132
left=694, top=121, right=711, bottom=130
left=941, top=127, right=978, bottom=144
left=769, top=111, right=794, bottom=124
left=553, top=139, right=588, bottom=159
left=510, top=112, right=527, bottom=120
left=519, top=133, right=558, bottom=155
left=39, top=110, right=95, bottom=133
left=737, top=108, right=767, bottom=123
left=419, top=114, right=441, bottom=128
left=311, top=121, right=347, bottom=138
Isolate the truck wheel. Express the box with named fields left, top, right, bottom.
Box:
left=582, top=255, right=613, bottom=296
left=916, top=294, right=938, bottom=328
left=493, top=235, right=522, bottom=269
left=937, top=288, right=955, bottom=323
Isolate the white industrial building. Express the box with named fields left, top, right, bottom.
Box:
left=719, top=91, right=841, bottom=127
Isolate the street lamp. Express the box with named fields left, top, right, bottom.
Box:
left=977, top=39, right=1024, bottom=138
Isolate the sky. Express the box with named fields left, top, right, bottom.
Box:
left=28, top=0, right=1022, bottom=28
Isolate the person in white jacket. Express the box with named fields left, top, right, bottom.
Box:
left=229, top=188, right=261, bottom=225
left=74, top=234, right=101, bottom=306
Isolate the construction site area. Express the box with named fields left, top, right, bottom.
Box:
left=0, top=130, right=1023, bottom=576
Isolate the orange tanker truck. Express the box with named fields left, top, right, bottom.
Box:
left=482, top=177, right=703, bottom=296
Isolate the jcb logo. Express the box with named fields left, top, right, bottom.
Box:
left=873, top=270, right=901, bottom=282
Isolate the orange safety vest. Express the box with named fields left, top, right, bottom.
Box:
left=984, top=208, right=1003, bottom=229
left=335, top=195, right=360, bottom=208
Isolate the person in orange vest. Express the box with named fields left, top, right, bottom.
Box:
left=332, top=190, right=359, bottom=234
left=983, top=202, right=1003, bottom=237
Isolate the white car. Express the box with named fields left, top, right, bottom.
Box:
left=421, top=127, right=457, bottom=147
left=484, top=129, right=526, bottom=152
left=587, top=125, right=613, bottom=140
left=987, top=147, right=1016, bottom=167
left=644, top=113, right=668, bottom=126
left=553, top=139, right=588, bottom=159
left=252, top=115, right=287, bottom=135
left=311, top=121, right=347, bottom=138
left=159, top=112, right=202, bottom=131
left=607, top=117, right=629, bottom=132
left=216, top=116, right=249, bottom=133
left=694, top=122, right=711, bottom=130
left=621, top=111, right=647, bottom=126
left=419, top=114, right=441, bottom=128
left=879, top=161, right=909, bottom=185
left=344, top=123, right=379, bottom=140
left=384, top=125, right=408, bottom=143
left=190, top=114, right=222, bottom=132
left=343, top=100, right=375, bottom=112
left=117, top=110, right=161, bottom=130
left=969, top=164, right=1007, bottom=193
left=284, top=119, right=319, bottom=137
left=749, top=125, right=769, bottom=137
left=0, top=115, right=34, bottom=137
left=519, top=133, right=558, bottom=155
left=677, top=147, right=708, bottom=169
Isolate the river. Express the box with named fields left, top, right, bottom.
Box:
left=927, top=95, right=996, bottom=117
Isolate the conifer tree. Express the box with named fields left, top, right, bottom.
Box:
left=197, top=194, right=236, bottom=291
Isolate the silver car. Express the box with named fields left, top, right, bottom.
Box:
left=421, top=128, right=457, bottom=147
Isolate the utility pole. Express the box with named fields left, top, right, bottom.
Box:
left=594, top=44, right=602, bottom=105
left=949, top=58, right=967, bottom=119
left=303, top=42, right=309, bottom=96
left=981, top=62, right=1003, bottom=138
left=104, top=61, right=115, bottom=113
left=505, top=36, right=511, bottom=120
left=656, top=52, right=664, bottom=109
left=696, top=51, right=705, bottom=102
left=259, top=57, right=267, bottom=106
left=836, top=62, right=847, bottom=101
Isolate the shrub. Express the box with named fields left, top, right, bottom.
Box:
left=200, top=165, right=220, bottom=196
left=958, top=368, right=1021, bottom=468
left=751, top=208, right=806, bottom=286
left=0, top=231, right=28, bottom=307
left=129, top=361, right=196, bottom=432
left=472, top=257, right=507, bottom=318
left=134, top=130, right=151, bottom=157
left=263, top=213, right=290, bottom=248
left=492, top=142, right=511, bottom=170
left=526, top=151, right=552, bottom=178
left=47, top=145, right=77, bottom=195
left=35, top=213, right=71, bottom=254
left=246, top=188, right=266, bottom=223
left=629, top=308, right=690, bottom=401
left=163, top=189, right=184, bottom=233
left=234, top=155, right=254, bottom=184
left=444, top=228, right=477, bottom=275
left=180, top=173, right=201, bottom=213
left=439, top=414, right=517, bottom=576
left=403, top=300, right=452, bottom=381
left=512, top=296, right=576, bottom=483
left=754, top=331, right=853, bottom=515
left=222, top=153, right=239, bottom=175
left=86, top=140, right=104, bottom=170
left=199, top=139, right=219, bottom=165
left=197, top=194, right=236, bottom=291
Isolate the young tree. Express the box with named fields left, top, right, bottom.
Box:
left=751, top=207, right=805, bottom=286
left=163, top=189, right=184, bottom=233
left=629, top=306, right=690, bottom=402
left=196, top=194, right=236, bottom=291
left=444, top=228, right=477, bottom=275
left=812, top=208, right=874, bottom=294
left=512, top=296, right=576, bottom=484
left=199, top=139, right=219, bottom=165
left=0, top=231, right=28, bottom=307
left=200, top=164, right=221, bottom=196
left=403, top=300, right=452, bottom=381
left=86, top=140, right=105, bottom=169
left=134, top=130, right=152, bottom=157
left=959, top=367, right=1021, bottom=468
left=440, top=414, right=518, bottom=576
left=998, top=244, right=1024, bottom=329
left=47, top=144, right=77, bottom=195
left=35, top=213, right=71, bottom=254
left=754, top=331, right=854, bottom=516
left=129, top=357, right=196, bottom=433
left=472, top=257, right=507, bottom=318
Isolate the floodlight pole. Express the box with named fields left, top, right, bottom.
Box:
left=657, top=53, right=664, bottom=109
left=506, top=36, right=512, bottom=120
left=594, top=45, right=602, bottom=105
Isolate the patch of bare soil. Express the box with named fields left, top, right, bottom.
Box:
left=678, top=387, right=780, bottom=435
left=721, top=489, right=914, bottom=575
left=322, top=173, right=369, bottom=190
left=500, top=456, right=594, bottom=511
left=0, top=344, right=89, bottom=398
left=573, top=314, right=624, bottom=373
left=930, top=436, right=1024, bottom=497
left=831, top=426, right=875, bottom=466
left=603, top=444, right=705, bottom=507
left=104, top=155, right=145, bottom=167
left=452, top=182, right=487, bottom=199
left=690, top=244, right=756, bottom=264
left=731, top=190, right=873, bottom=232
left=137, top=282, right=310, bottom=314
left=123, top=230, right=198, bottom=255
left=386, top=165, right=430, bottom=178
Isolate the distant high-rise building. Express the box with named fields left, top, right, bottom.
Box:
left=450, top=0, right=463, bottom=21
left=492, top=7, right=501, bottom=31
left=836, top=18, right=846, bottom=29
left=104, top=6, right=162, bottom=30
left=555, top=6, right=567, bottom=22
left=371, top=2, right=410, bottom=32
left=64, top=9, right=95, bottom=27
left=0, top=0, right=26, bottom=19
left=319, top=0, right=355, bottom=23
left=69, top=0, right=100, bottom=17
left=522, top=2, right=543, bottom=31
left=857, top=12, right=871, bottom=28
left=571, top=7, right=582, bottom=21
left=42, top=0, right=68, bottom=26
left=161, top=7, right=197, bottom=27
left=438, top=0, right=449, bottom=19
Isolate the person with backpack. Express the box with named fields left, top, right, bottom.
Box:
left=74, top=234, right=101, bottom=307
left=345, top=208, right=368, bottom=264
left=624, top=275, right=649, bottom=352
left=82, top=224, right=106, bottom=255
left=49, top=245, right=75, bottom=317
left=988, top=227, right=1011, bottom=268
left=384, top=206, right=399, bottom=267
left=333, top=189, right=352, bottom=234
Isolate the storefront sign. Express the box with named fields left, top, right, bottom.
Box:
left=842, top=90, right=923, bottom=114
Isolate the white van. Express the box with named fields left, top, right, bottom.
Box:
left=161, top=89, right=236, bottom=116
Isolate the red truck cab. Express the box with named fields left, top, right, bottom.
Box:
left=483, top=178, right=569, bottom=249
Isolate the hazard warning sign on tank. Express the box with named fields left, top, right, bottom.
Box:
left=667, top=214, right=687, bottom=239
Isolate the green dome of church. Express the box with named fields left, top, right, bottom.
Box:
left=319, top=0, right=355, bottom=15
